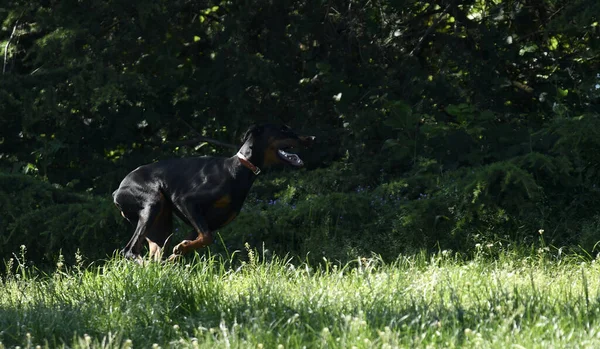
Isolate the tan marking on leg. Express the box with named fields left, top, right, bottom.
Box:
left=168, top=231, right=214, bottom=260
left=147, top=238, right=163, bottom=261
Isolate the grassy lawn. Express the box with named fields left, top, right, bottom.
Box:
left=1, top=247, right=600, bottom=348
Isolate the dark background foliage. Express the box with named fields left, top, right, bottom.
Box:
left=1, top=0, right=599, bottom=265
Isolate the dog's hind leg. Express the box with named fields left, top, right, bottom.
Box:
left=121, top=193, right=166, bottom=260
left=145, top=203, right=173, bottom=261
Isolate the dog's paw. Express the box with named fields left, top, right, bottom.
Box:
left=121, top=249, right=142, bottom=261
left=172, top=240, right=190, bottom=255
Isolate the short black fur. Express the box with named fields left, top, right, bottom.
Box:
left=113, top=124, right=315, bottom=261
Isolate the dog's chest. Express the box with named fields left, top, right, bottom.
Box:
left=205, top=193, right=246, bottom=230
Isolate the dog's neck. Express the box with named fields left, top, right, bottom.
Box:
left=236, top=151, right=261, bottom=175
left=236, top=140, right=263, bottom=176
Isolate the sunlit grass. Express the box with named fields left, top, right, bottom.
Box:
left=1, top=246, right=600, bottom=348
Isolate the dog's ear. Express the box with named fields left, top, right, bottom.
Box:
left=240, top=124, right=264, bottom=143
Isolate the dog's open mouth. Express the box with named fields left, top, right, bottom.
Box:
left=277, top=148, right=304, bottom=167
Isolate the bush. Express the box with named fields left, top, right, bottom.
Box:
left=0, top=173, right=128, bottom=267
left=5, top=112, right=600, bottom=268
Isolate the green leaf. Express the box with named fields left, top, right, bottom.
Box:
left=557, top=88, right=568, bottom=98
left=445, top=104, right=461, bottom=117
left=549, top=37, right=559, bottom=51
left=519, top=44, right=538, bottom=56
left=383, top=101, right=414, bottom=129
left=480, top=110, right=495, bottom=121
left=382, top=139, right=400, bottom=150
left=316, top=62, right=331, bottom=73
left=446, top=104, right=477, bottom=124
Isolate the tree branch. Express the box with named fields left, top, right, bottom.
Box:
left=3, top=21, right=19, bottom=75
left=510, top=80, right=534, bottom=94
left=165, top=136, right=237, bottom=150
left=174, top=117, right=237, bottom=150
left=409, top=3, right=452, bottom=57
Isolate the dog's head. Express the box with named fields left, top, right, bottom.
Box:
left=241, top=124, right=315, bottom=168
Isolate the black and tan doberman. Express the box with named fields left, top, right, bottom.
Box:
left=113, top=124, right=315, bottom=261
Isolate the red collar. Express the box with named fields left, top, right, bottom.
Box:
left=236, top=152, right=261, bottom=175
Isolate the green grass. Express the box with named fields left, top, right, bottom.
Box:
left=2, top=247, right=600, bottom=348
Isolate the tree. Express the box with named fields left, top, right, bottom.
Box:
left=1, top=0, right=600, bottom=263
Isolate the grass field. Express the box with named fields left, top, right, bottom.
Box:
left=1, top=246, right=600, bottom=348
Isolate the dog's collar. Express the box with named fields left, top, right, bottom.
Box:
left=236, top=152, right=261, bottom=175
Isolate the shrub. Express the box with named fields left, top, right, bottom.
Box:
left=0, top=173, right=128, bottom=266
